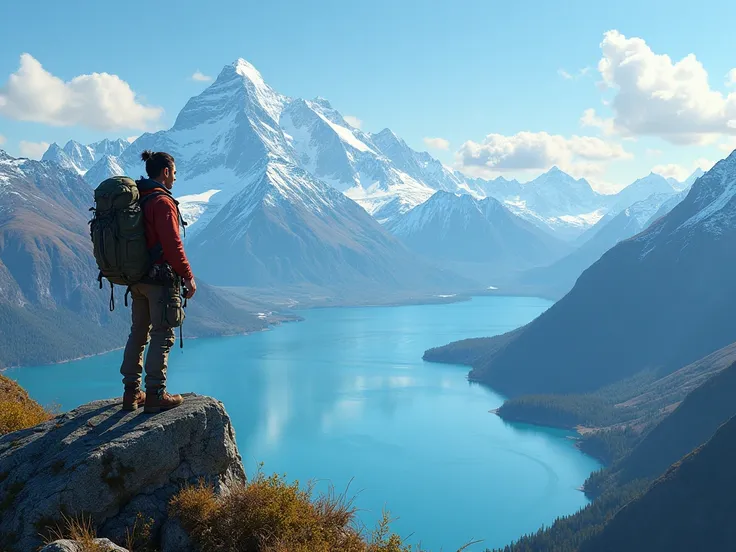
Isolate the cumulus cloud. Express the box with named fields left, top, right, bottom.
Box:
left=581, top=108, right=616, bottom=135
left=652, top=158, right=715, bottom=182
left=455, top=131, right=631, bottom=179
left=0, top=135, right=5, bottom=146
left=587, top=30, right=736, bottom=145
left=727, top=69, right=736, bottom=87
left=0, top=54, right=163, bottom=131
left=126, top=135, right=139, bottom=143
left=19, top=140, right=50, bottom=159
left=191, top=71, right=213, bottom=82
left=343, top=115, right=362, bottom=129
left=423, top=137, right=450, bottom=150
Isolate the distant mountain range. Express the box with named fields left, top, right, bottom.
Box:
left=62, top=59, right=694, bottom=265
left=42, top=139, right=129, bottom=175
left=425, top=151, right=736, bottom=396
left=387, top=190, right=570, bottom=279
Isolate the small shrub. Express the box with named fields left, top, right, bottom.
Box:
left=0, top=375, right=53, bottom=436
left=170, top=466, right=479, bottom=552
left=125, top=511, right=155, bottom=552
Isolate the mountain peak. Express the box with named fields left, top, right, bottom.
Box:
left=312, top=96, right=333, bottom=109
left=232, top=58, right=263, bottom=80
left=376, top=128, right=397, bottom=137
left=63, top=139, right=84, bottom=149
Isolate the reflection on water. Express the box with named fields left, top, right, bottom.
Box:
left=8, top=296, right=599, bottom=551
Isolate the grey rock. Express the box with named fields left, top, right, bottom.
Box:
left=160, top=517, right=195, bottom=552
left=40, top=538, right=129, bottom=551
left=0, top=394, right=245, bottom=552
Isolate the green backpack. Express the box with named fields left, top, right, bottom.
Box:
left=89, top=176, right=164, bottom=309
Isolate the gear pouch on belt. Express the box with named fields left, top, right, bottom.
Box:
left=162, top=285, right=186, bottom=328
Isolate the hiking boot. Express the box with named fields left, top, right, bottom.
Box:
left=143, top=387, right=184, bottom=413
left=122, top=387, right=146, bottom=411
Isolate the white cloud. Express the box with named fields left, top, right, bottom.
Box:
left=559, top=67, right=591, bottom=81
left=0, top=54, right=163, bottom=131
left=191, top=70, right=213, bottom=82
left=423, top=137, right=450, bottom=150
left=343, top=115, right=362, bottom=129
left=19, top=140, right=50, bottom=159
left=646, top=148, right=663, bottom=157
left=590, top=30, right=736, bottom=145
left=652, top=158, right=715, bottom=182
left=558, top=69, right=573, bottom=80
left=727, top=69, right=736, bottom=87
left=455, top=131, right=631, bottom=180
left=126, top=135, right=139, bottom=143
left=581, top=108, right=615, bottom=135
left=0, top=134, right=5, bottom=146
left=718, top=137, right=736, bottom=153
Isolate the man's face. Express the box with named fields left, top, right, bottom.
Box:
left=162, top=163, right=177, bottom=189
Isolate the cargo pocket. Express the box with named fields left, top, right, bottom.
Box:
left=162, top=289, right=186, bottom=328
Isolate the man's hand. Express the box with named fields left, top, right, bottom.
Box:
left=182, top=276, right=197, bottom=299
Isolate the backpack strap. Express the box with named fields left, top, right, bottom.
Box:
left=139, top=190, right=166, bottom=208
left=109, top=282, right=115, bottom=312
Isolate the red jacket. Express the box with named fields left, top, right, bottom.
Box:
left=140, top=185, right=194, bottom=281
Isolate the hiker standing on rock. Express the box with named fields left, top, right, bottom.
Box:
left=91, top=150, right=196, bottom=414
left=123, top=150, right=196, bottom=412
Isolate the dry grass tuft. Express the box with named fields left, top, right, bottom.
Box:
left=0, top=374, right=53, bottom=436
left=170, top=466, right=481, bottom=552
left=43, top=512, right=107, bottom=552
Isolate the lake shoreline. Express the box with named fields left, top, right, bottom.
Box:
left=4, top=290, right=550, bottom=372
left=0, top=322, right=292, bottom=373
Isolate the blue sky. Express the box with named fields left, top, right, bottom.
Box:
left=2, top=0, right=736, bottom=191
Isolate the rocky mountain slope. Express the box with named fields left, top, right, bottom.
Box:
left=425, top=150, right=736, bottom=396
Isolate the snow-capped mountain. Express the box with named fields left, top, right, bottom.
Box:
left=518, top=191, right=675, bottom=298
left=0, top=149, right=96, bottom=308
left=472, top=167, right=608, bottom=240
left=88, top=61, right=468, bottom=229
left=460, top=168, right=684, bottom=242
left=608, top=172, right=677, bottom=215
left=42, top=139, right=129, bottom=175
left=387, top=190, right=568, bottom=272
left=91, top=59, right=465, bottom=295
left=462, top=174, right=524, bottom=199
left=83, top=155, right=125, bottom=187
left=645, top=188, right=689, bottom=228
left=280, top=99, right=464, bottom=223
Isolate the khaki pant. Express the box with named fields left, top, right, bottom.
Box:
left=120, top=282, right=176, bottom=390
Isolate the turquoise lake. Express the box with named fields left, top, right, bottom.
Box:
left=7, top=295, right=600, bottom=551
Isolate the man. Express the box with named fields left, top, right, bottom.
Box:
left=121, top=150, right=197, bottom=413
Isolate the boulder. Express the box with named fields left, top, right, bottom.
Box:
left=0, top=393, right=245, bottom=551
left=40, top=538, right=129, bottom=551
